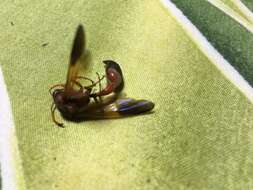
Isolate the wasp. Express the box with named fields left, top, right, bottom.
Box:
left=49, top=25, right=154, bottom=127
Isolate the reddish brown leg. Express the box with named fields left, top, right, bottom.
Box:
left=84, top=75, right=105, bottom=89
left=49, top=84, right=65, bottom=95
left=76, top=76, right=94, bottom=85
left=74, top=81, right=83, bottom=90
left=96, top=72, right=102, bottom=102
left=51, top=102, right=64, bottom=128
left=76, top=75, right=105, bottom=95
left=95, top=83, right=114, bottom=97
left=88, top=73, right=105, bottom=103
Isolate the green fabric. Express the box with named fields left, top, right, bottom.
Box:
left=0, top=0, right=253, bottom=189
left=219, top=0, right=253, bottom=24
left=172, top=0, right=253, bottom=86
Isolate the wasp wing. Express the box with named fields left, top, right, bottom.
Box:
left=65, top=25, right=85, bottom=96
left=73, top=98, right=154, bottom=120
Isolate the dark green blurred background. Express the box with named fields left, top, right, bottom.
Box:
left=172, top=0, right=253, bottom=86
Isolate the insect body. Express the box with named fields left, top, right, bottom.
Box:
left=50, top=25, right=154, bottom=127
left=95, top=60, right=124, bottom=96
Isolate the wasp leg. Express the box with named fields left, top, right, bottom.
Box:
left=76, top=75, right=105, bottom=95
left=51, top=102, right=64, bottom=128
left=88, top=73, right=105, bottom=103
left=84, top=74, right=105, bottom=89
left=49, top=84, right=65, bottom=95
left=96, top=72, right=102, bottom=102
left=90, top=94, right=99, bottom=103
left=74, top=80, right=84, bottom=90
left=76, top=76, right=94, bottom=85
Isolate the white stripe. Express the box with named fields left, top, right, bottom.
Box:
left=233, top=0, right=253, bottom=24
left=0, top=67, right=26, bottom=190
left=207, top=0, right=253, bottom=33
left=160, top=0, right=253, bottom=103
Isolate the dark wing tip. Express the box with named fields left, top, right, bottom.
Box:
left=143, top=101, right=155, bottom=110
left=117, top=99, right=155, bottom=115
left=70, top=24, right=85, bottom=65
left=77, top=24, right=83, bottom=31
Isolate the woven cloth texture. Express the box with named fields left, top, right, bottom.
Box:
left=0, top=0, right=253, bottom=190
